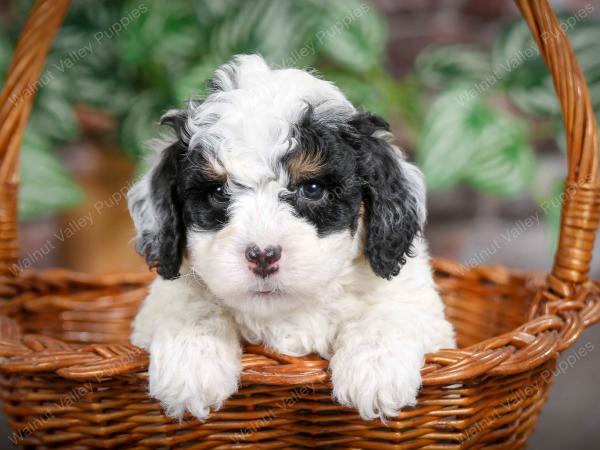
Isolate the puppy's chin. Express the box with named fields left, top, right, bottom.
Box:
left=205, top=279, right=322, bottom=319
left=227, top=293, right=298, bottom=318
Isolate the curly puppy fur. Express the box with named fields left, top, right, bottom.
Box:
left=128, top=54, right=455, bottom=421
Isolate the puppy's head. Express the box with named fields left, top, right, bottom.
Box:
left=128, top=55, right=426, bottom=313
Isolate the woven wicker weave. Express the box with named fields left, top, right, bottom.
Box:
left=0, top=0, right=599, bottom=448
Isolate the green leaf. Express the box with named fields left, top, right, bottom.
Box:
left=418, top=90, right=481, bottom=190
left=31, top=20, right=135, bottom=117
left=324, top=70, right=389, bottom=117
left=192, top=0, right=243, bottom=23
left=71, top=70, right=135, bottom=116
left=417, top=88, right=534, bottom=195
left=19, top=132, right=84, bottom=221
left=494, top=13, right=600, bottom=117
left=121, top=93, right=163, bottom=161
left=0, top=34, right=11, bottom=83
left=118, top=0, right=200, bottom=72
left=174, top=57, right=224, bottom=103
left=491, top=18, right=559, bottom=116
left=387, top=76, right=426, bottom=146
left=414, top=45, right=491, bottom=88
left=63, top=0, right=129, bottom=31
left=309, top=0, right=387, bottom=73
left=207, top=0, right=311, bottom=66
left=464, top=126, right=535, bottom=197
left=29, top=81, right=79, bottom=144
left=491, top=16, right=538, bottom=79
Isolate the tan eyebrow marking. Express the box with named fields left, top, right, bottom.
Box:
left=286, top=149, right=325, bottom=185
left=201, top=158, right=227, bottom=182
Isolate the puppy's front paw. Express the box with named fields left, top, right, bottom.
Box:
left=330, top=341, right=424, bottom=420
left=148, top=333, right=241, bottom=421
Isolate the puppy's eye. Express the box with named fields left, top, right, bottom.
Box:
left=298, top=182, right=324, bottom=200
left=208, top=184, right=229, bottom=204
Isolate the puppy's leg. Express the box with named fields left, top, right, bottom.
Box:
left=330, top=285, right=454, bottom=420
left=132, top=277, right=241, bottom=421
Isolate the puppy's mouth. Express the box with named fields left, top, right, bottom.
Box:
left=251, top=288, right=281, bottom=297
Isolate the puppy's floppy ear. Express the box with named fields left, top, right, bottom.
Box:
left=348, top=112, right=426, bottom=279
left=127, top=109, right=188, bottom=280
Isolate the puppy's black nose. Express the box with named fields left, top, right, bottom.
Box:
left=245, top=244, right=282, bottom=278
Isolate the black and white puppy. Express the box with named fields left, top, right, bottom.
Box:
left=128, top=54, right=455, bottom=421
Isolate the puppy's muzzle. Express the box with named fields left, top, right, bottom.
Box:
left=245, top=244, right=282, bottom=278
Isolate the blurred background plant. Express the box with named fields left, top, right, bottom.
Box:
left=1, top=0, right=393, bottom=220
left=414, top=10, right=600, bottom=236
left=1, top=0, right=598, bottom=224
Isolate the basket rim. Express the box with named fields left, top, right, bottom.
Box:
left=0, top=259, right=598, bottom=386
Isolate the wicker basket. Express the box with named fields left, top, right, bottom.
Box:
left=1, top=0, right=600, bottom=448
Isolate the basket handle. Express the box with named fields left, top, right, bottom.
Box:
left=0, top=0, right=71, bottom=277
left=0, top=0, right=598, bottom=298
left=515, top=0, right=600, bottom=298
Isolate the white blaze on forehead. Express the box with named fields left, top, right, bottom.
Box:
left=217, top=144, right=283, bottom=187
left=229, top=180, right=290, bottom=246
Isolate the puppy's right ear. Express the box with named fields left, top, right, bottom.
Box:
left=127, top=109, right=188, bottom=280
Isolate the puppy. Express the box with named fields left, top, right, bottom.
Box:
left=128, top=54, right=455, bottom=421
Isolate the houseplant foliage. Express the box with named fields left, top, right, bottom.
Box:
left=0, top=2, right=598, bottom=221
left=1, top=0, right=392, bottom=219
left=414, top=10, right=600, bottom=205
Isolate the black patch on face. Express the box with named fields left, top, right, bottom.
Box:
left=178, top=150, right=230, bottom=232
left=281, top=111, right=362, bottom=236
left=282, top=108, right=425, bottom=280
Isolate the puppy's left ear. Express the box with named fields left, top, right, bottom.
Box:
left=348, top=112, right=426, bottom=280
